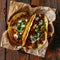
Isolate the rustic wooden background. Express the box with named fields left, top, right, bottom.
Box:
left=0, top=0, right=60, bottom=60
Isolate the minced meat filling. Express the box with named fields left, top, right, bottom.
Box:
left=12, top=16, right=29, bottom=44
left=25, top=14, right=46, bottom=48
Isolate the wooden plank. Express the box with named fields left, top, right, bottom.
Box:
left=31, top=0, right=58, bottom=8
left=57, top=0, right=60, bottom=19
left=50, top=0, right=55, bottom=8
left=53, top=0, right=58, bottom=8
left=31, top=0, right=40, bottom=6
left=31, top=0, right=46, bottom=6
left=6, top=49, right=29, bottom=60
left=45, top=47, right=56, bottom=60
left=0, top=47, right=5, bottom=60
left=56, top=48, right=60, bottom=60
left=31, top=0, right=50, bottom=6
left=0, top=0, right=6, bottom=59
left=39, top=0, right=44, bottom=6
left=42, top=0, right=50, bottom=6
left=0, top=0, right=6, bottom=40
left=16, top=0, right=30, bottom=4
left=30, top=55, right=41, bottom=60
left=45, top=46, right=60, bottom=60
left=6, top=50, right=19, bottom=60
left=57, top=0, right=60, bottom=11
left=6, top=0, right=30, bottom=60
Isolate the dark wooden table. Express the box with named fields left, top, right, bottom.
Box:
left=0, top=0, right=60, bottom=60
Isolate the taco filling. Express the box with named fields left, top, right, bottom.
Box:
left=25, top=14, right=48, bottom=49
left=7, top=12, right=30, bottom=46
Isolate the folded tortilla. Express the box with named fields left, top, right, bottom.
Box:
left=24, top=14, right=48, bottom=49
left=7, top=12, right=30, bottom=46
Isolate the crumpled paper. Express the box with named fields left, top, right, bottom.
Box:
left=0, top=1, right=56, bottom=57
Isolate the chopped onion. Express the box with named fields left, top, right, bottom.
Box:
left=30, top=35, right=36, bottom=43
left=37, top=33, right=40, bottom=37
left=35, top=17, right=39, bottom=21
left=19, top=32, right=22, bottom=35
left=25, top=19, right=28, bottom=22
left=18, top=20, right=22, bottom=23
left=31, top=40, right=36, bottom=43
left=33, top=24, right=37, bottom=29
left=14, top=34, right=18, bottom=39
left=17, top=46, right=22, bottom=49
left=21, top=24, right=25, bottom=28
left=39, top=20, right=43, bottom=25
left=37, top=38, right=40, bottom=41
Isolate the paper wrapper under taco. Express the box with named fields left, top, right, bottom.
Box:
left=0, top=1, right=56, bottom=57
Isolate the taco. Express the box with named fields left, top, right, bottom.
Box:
left=7, top=12, right=36, bottom=47
left=25, top=14, right=48, bottom=49
left=7, top=12, right=30, bottom=46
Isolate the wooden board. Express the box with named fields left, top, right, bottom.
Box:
left=0, top=0, right=60, bottom=60
left=0, top=0, right=6, bottom=60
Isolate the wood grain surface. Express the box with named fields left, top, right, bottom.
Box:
left=0, top=0, right=6, bottom=60
left=0, top=0, right=60, bottom=60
